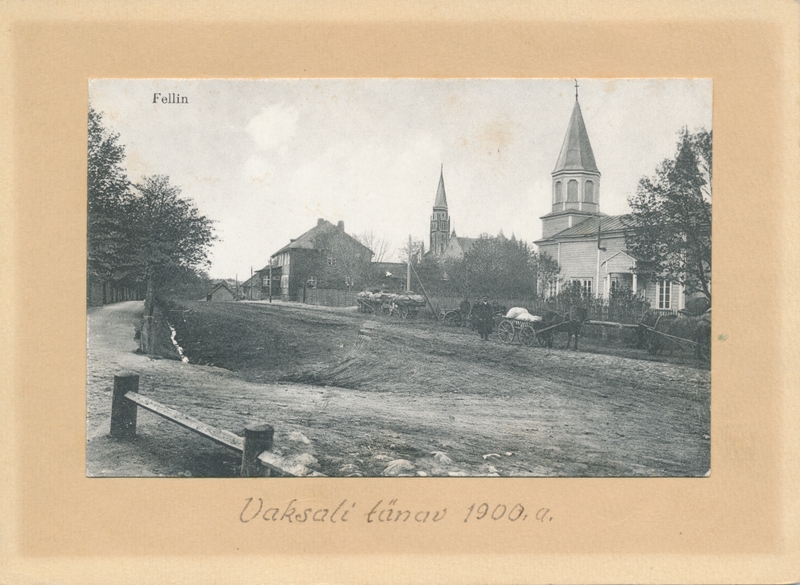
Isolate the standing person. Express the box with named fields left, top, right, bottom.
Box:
left=459, top=298, right=471, bottom=327
left=474, top=295, right=494, bottom=341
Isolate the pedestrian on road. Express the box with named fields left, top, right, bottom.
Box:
left=474, top=295, right=494, bottom=341
left=459, top=298, right=471, bottom=327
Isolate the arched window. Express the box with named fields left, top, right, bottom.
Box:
left=567, top=179, right=578, bottom=201
left=584, top=180, right=594, bottom=203
left=554, top=181, right=563, bottom=203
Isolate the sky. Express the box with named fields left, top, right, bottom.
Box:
left=89, top=78, right=712, bottom=280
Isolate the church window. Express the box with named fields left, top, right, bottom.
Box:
left=554, top=181, right=563, bottom=203
left=584, top=180, right=594, bottom=202
left=567, top=179, right=578, bottom=201
left=658, top=280, right=671, bottom=309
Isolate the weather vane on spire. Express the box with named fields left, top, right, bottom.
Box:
left=574, top=79, right=579, bottom=101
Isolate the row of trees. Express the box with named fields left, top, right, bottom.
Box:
left=412, top=234, right=560, bottom=300
left=88, top=107, right=216, bottom=352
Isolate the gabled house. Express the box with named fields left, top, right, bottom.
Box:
left=204, top=281, right=235, bottom=302
left=269, top=219, right=373, bottom=301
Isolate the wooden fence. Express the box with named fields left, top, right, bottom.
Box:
left=110, top=374, right=290, bottom=477
left=301, top=288, right=359, bottom=308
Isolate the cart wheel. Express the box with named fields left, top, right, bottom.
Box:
left=519, top=324, right=537, bottom=347
left=498, top=320, right=515, bottom=343
left=536, top=330, right=551, bottom=347
left=443, top=311, right=461, bottom=327
left=399, top=306, right=409, bottom=319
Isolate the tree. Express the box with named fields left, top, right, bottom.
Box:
left=530, top=251, right=560, bottom=298
left=87, top=107, right=133, bottom=286
left=131, top=175, right=216, bottom=353
left=626, top=129, right=712, bottom=301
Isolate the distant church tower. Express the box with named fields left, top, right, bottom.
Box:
left=430, top=165, right=451, bottom=256
left=541, top=84, right=602, bottom=239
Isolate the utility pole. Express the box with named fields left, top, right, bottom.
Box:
left=406, top=235, right=412, bottom=292
left=269, top=260, right=273, bottom=303
left=250, top=266, right=253, bottom=300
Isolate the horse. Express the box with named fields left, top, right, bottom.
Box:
left=539, top=306, right=589, bottom=350
left=640, top=309, right=710, bottom=360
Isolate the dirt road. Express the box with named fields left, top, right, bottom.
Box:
left=86, top=300, right=710, bottom=477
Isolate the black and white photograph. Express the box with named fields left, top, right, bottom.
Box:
left=86, top=78, right=712, bottom=478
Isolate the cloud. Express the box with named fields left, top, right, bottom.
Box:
left=246, top=103, right=299, bottom=151
left=243, top=155, right=274, bottom=183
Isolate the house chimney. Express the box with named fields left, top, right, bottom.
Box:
left=318, top=218, right=324, bottom=225
left=337, top=220, right=344, bottom=231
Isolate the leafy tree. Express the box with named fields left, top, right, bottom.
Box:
left=626, top=129, right=712, bottom=301
left=131, top=175, right=216, bottom=353
left=87, top=107, right=134, bottom=286
left=533, top=252, right=560, bottom=298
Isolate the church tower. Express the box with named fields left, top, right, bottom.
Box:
left=430, top=165, right=451, bottom=256
left=541, top=86, right=602, bottom=239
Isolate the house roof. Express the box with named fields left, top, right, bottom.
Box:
left=271, top=219, right=373, bottom=257
left=209, top=281, right=233, bottom=294
left=553, top=100, right=599, bottom=175
left=452, top=236, right=478, bottom=254
left=536, top=214, right=630, bottom=244
left=433, top=165, right=448, bottom=209
left=600, top=250, right=639, bottom=266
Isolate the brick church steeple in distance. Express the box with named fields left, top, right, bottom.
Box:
left=430, top=164, right=451, bottom=256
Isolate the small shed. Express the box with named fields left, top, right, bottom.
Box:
left=205, top=281, right=235, bottom=302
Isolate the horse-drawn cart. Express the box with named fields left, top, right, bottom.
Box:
left=497, top=307, right=589, bottom=349
left=356, top=291, right=425, bottom=319
left=637, top=310, right=711, bottom=361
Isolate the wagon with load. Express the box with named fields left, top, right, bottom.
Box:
left=497, top=306, right=589, bottom=349
left=356, top=290, right=425, bottom=319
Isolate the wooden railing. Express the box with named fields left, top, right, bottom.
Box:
left=110, top=374, right=290, bottom=477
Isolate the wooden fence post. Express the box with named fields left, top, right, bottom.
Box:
left=241, top=424, right=274, bottom=477
left=111, top=374, right=139, bottom=438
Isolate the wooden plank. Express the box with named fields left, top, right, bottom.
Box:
left=124, top=392, right=244, bottom=452
left=584, top=320, right=640, bottom=329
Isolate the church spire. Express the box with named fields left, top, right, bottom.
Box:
left=548, top=87, right=601, bottom=219
left=553, top=99, right=598, bottom=174
left=430, top=165, right=451, bottom=256
left=434, top=163, right=448, bottom=209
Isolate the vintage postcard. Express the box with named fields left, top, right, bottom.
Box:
left=4, top=2, right=799, bottom=584
left=86, top=78, right=712, bottom=479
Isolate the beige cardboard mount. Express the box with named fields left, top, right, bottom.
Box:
left=1, top=2, right=798, bottom=584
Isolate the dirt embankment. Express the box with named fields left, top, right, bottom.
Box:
left=87, top=300, right=710, bottom=478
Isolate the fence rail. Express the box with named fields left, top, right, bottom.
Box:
left=110, top=373, right=290, bottom=477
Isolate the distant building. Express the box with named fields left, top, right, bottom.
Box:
left=205, top=281, right=235, bottom=302
left=429, top=165, right=451, bottom=256
left=268, top=218, right=373, bottom=301
left=534, top=94, right=685, bottom=310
